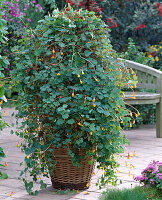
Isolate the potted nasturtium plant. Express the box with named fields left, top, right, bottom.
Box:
left=13, top=7, right=135, bottom=194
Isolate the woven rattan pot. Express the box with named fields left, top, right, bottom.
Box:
left=50, top=147, right=95, bottom=190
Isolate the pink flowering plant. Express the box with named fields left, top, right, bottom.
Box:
left=134, top=160, right=162, bottom=189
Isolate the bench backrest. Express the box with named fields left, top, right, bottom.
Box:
left=119, top=59, right=162, bottom=93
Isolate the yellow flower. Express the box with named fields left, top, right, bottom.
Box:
left=133, top=151, right=136, bottom=157
left=90, top=132, right=93, bottom=135
left=93, top=102, right=96, bottom=107
left=155, top=56, right=159, bottom=62
left=82, top=70, right=84, bottom=75
left=78, top=74, right=80, bottom=78
left=93, top=97, right=95, bottom=102
left=117, top=170, right=120, bottom=173
left=130, top=112, right=132, bottom=117
left=57, top=73, right=61, bottom=76
left=130, top=122, right=132, bottom=127
left=94, top=77, right=98, bottom=82
left=0, top=100, right=3, bottom=104
left=27, top=155, right=30, bottom=159
left=121, top=120, right=123, bottom=124
left=86, top=182, right=89, bottom=187
left=17, top=142, right=20, bottom=148
left=92, top=149, right=95, bottom=153
left=72, top=90, right=74, bottom=97
left=84, top=191, right=89, bottom=195
left=83, top=16, right=85, bottom=21
left=80, top=79, right=82, bottom=84
left=125, top=161, right=128, bottom=167
left=3, top=111, right=5, bottom=116
left=92, top=172, right=95, bottom=175
left=128, top=171, right=131, bottom=177
left=9, top=192, right=13, bottom=197
left=61, top=50, right=63, bottom=56
left=104, top=172, right=106, bottom=175
left=52, top=48, right=55, bottom=54
left=26, top=130, right=28, bottom=134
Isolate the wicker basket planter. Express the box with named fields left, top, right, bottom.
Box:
left=50, top=147, right=95, bottom=190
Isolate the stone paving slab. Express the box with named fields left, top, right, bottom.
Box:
left=0, top=108, right=162, bottom=200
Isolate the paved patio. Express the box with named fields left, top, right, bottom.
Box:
left=0, top=107, right=162, bottom=200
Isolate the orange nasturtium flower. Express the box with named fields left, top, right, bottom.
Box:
left=5, top=162, right=8, bottom=167
left=127, top=153, right=130, bottom=159
left=90, top=132, right=93, bottom=135
left=83, top=16, right=85, bottom=21
left=9, top=192, right=13, bottom=196
left=52, top=48, right=55, bottom=54
left=133, top=151, right=136, bottom=157
left=26, top=130, right=28, bottom=134
left=72, top=90, right=74, bottom=97
left=57, top=73, right=60, bottom=76
left=17, top=142, right=20, bottom=148
left=3, top=111, right=5, bottom=116
left=93, top=102, right=96, bottom=107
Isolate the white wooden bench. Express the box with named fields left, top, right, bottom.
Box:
left=119, top=59, right=162, bottom=138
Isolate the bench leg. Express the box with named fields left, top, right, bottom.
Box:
left=156, top=101, right=162, bottom=138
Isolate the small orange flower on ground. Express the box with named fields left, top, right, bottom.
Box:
left=76, top=190, right=79, bottom=193
left=26, top=130, right=28, bottom=134
left=128, top=171, right=131, bottom=177
left=43, top=172, right=47, bottom=175
left=92, top=172, right=95, bottom=175
left=3, top=111, right=5, bottom=116
left=84, top=191, right=89, bottom=195
left=117, top=170, right=120, bottom=173
left=9, top=192, right=13, bottom=196
left=125, top=161, right=128, bottom=167
left=133, top=151, right=136, bottom=157
left=5, top=162, right=8, bottom=167
left=17, top=142, right=20, bottom=148
left=57, top=73, right=60, bottom=76
left=127, top=153, right=130, bottom=159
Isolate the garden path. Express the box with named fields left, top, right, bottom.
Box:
left=0, top=107, right=162, bottom=200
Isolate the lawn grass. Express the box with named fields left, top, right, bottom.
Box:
left=99, top=186, right=162, bottom=200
